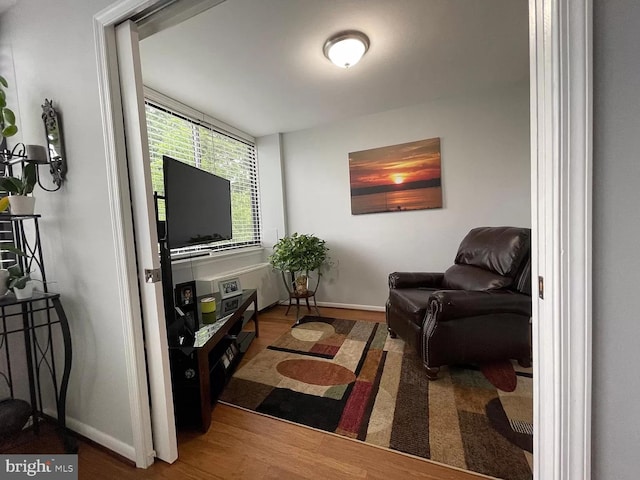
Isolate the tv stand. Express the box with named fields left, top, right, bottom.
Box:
left=169, top=289, right=258, bottom=432
left=155, top=193, right=258, bottom=431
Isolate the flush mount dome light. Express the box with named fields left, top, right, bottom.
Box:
left=323, top=31, right=370, bottom=68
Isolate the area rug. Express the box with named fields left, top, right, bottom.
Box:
left=219, top=316, right=533, bottom=480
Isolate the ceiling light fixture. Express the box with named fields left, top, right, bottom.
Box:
left=323, top=31, right=370, bottom=69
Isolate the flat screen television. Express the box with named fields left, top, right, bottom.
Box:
left=163, top=155, right=232, bottom=249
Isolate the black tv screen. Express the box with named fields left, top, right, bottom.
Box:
left=163, top=156, right=232, bottom=249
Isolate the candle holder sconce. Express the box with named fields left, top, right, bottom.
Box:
left=40, top=99, right=67, bottom=191
left=0, top=99, right=67, bottom=192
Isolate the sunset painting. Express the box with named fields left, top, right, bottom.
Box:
left=349, top=137, right=442, bottom=215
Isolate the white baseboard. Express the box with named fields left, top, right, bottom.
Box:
left=317, top=301, right=385, bottom=312
left=43, top=408, right=136, bottom=462
left=277, top=299, right=385, bottom=313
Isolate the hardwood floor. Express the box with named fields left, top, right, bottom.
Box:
left=2, top=306, right=485, bottom=480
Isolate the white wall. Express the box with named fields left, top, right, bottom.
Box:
left=282, top=83, right=531, bottom=309
left=0, top=0, right=136, bottom=458
left=256, top=133, right=287, bottom=251
left=592, top=1, right=640, bottom=478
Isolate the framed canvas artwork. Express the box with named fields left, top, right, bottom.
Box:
left=349, top=137, right=442, bottom=215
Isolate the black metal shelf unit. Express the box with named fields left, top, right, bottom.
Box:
left=0, top=214, right=75, bottom=452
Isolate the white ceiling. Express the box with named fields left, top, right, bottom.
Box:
left=139, top=0, right=529, bottom=138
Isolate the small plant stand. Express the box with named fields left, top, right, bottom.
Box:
left=0, top=214, right=75, bottom=452
left=282, top=272, right=321, bottom=324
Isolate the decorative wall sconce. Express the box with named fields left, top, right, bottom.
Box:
left=41, top=99, right=67, bottom=190
left=0, top=99, right=67, bottom=192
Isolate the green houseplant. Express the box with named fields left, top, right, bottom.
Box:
left=7, top=263, right=32, bottom=298
left=0, top=75, right=34, bottom=215
left=0, top=162, right=37, bottom=215
left=269, top=233, right=331, bottom=296
left=0, top=245, right=31, bottom=298
left=0, top=75, right=18, bottom=146
left=0, top=162, right=36, bottom=196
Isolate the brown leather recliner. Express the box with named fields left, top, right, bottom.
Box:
left=386, top=226, right=532, bottom=379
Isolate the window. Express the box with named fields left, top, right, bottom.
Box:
left=145, top=100, right=261, bottom=254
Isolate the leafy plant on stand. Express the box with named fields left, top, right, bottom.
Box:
left=268, top=233, right=331, bottom=295
left=7, top=264, right=30, bottom=289
left=0, top=75, right=19, bottom=146
left=0, top=163, right=37, bottom=214
left=0, top=162, right=36, bottom=195
left=0, top=245, right=32, bottom=298
left=0, top=75, right=34, bottom=215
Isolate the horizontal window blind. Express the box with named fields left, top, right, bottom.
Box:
left=145, top=101, right=261, bottom=254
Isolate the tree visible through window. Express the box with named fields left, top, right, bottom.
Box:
left=145, top=102, right=261, bottom=252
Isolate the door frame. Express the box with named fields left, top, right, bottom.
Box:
left=529, top=1, right=592, bottom=478
left=114, top=19, right=178, bottom=464
left=94, top=0, right=593, bottom=477
left=93, top=0, right=225, bottom=467
left=93, top=1, right=158, bottom=469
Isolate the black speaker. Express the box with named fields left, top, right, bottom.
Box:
left=169, top=349, right=199, bottom=385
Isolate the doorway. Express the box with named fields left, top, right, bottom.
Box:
left=94, top=0, right=592, bottom=478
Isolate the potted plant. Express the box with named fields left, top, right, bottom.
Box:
left=0, top=75, right=19, bottom=149
left=0, top=162, right=36, bottom=215
left=0, top=245, right=31, bottom=298
left=0, top=76, right=34, bottom=216
left=268, top=233, right=331, bottom=296
left=7, top=263, right=33, bottom=299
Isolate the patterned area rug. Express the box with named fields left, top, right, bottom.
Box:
left=220, top=316, right=533, bottom=480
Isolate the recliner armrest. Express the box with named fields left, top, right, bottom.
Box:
left=389, top=272, right=444, bottom=289
left=429, top=289, right=532, bottom=321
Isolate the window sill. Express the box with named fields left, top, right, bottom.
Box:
left=170, top=245, right=265, bottom=267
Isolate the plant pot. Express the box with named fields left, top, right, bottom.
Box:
left=0, top=269, right=8, bottom=296
left=9, top=196, right=35, bottom=216
left=13, top=281, right=34, bottom=300
left=294, top=274, right=309, bottom=295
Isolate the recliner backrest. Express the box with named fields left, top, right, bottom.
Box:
left=513, top=255, right=532, bottom=296
left=441, top=227, right=531, bottom=293
left=455, top=227, right=530, bottom=277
